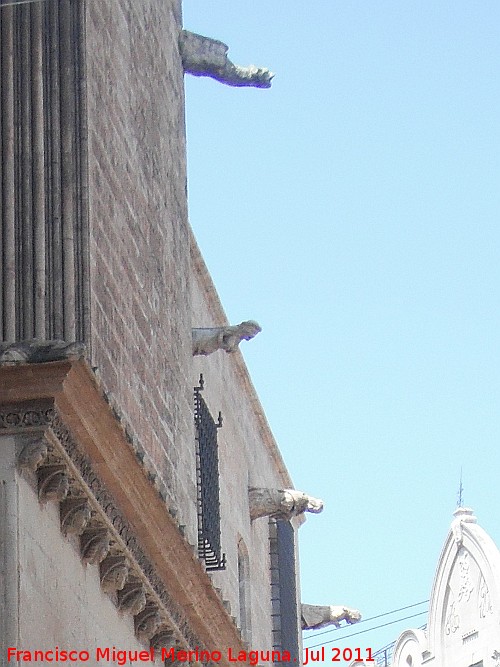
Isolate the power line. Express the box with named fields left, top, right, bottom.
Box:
left=303, top=600, right=429, bottom=642
left=305, top=610, right=428, bottom=648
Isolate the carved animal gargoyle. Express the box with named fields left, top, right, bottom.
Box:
left=301, top=604, right=362, bottom=631
left=192, top=320, right=261, bottom=356
left=0, top=340, right=85, bottom=364
left=179, top=30, right=274, bottom=89
left=249, top=488, right=324, bottom=521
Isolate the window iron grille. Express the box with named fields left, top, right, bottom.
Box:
left=194, top=375, right=226, bottom=571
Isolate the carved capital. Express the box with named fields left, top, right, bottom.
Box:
left=38, top=464, right=69, bottom=502
left=179, top=31, right=273, bottom=89
left=301, top=604, right=362, bottom=630
left=81, top=528, right=111, bottom=564
left=249, top=487, right=324, bottom=521
left=117, top=582, right=147, bottom=615
left=60, top=498, right=92, bottom=536
left=192, top=320, right=261, bottom=356
left=100, top=555, right=130, bottom=593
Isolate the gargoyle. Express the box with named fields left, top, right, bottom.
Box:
left=192, top=321, right=261, bottom=356
left=249, top=488, right=324, bottom=521
left=0, top=340, right=85, bottom=364
left=301, top=604, right=362, bottom=631
left=179, top=30, right=274, bottom=89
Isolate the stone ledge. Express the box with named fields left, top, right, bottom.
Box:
left=0, top=359, right=246, bottom=663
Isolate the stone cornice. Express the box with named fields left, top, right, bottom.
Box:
left=0, top=360, right=247, bottom=663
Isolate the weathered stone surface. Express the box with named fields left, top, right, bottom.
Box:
left=249, top=487, right=324, bottom=521
left=86, top=0, right=197, bottom=548
left=100, top=555, right=130, bottom=593
left=179, top=30, right=273, bottom=88
left=0, top=341, right=85, bottom=365
left=192, top=321, right=262, bottom=356
left=60, top=498, right=92, bottom=536
left=301, top=604, right=362, bottom=630
left=18, top=439, right=48, bottom=471
left=38, top=465, right=69, bottom=502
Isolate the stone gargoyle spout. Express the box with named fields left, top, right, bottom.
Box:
left=249, top=488, right=324, bottom=521
left=192, top=321, right=261, bottom=356
left=301, top=604, right=362, bottom=631
left=179, top=30, right=274, bottom=89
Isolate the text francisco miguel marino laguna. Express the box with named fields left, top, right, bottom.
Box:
left=7, top=647, right=294, bottom=665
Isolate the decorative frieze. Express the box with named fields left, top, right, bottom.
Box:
left=8, top=403, right=203, bottom=652
left=0, top=359, right=248, bottom=664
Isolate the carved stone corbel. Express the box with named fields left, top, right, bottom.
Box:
left=81, top=528, right=111, bottom=564
left=60, top=498, right=92, bottom=536
left=135, top=605, right=163, bottom=641
left=179, top=30, right=273, bottom=89
left=249, top=487, right=324, bottom=521
left=117, top=582, right=147, bottom=615
left=151, top=628, right=175, bottom=650
left=38, top=464, right=69, bottom=502
left=100, top=555, right=130, bottom=593
left=18, top=438, right=49, bottom=471
left=301, top=604, right=362, bottom=630
left=192, top=320, right=261, bottom=356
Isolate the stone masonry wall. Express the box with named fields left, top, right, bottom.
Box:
left=85, top=0, right=198, bottom=546
left=190, top=237, right=300, bottom=652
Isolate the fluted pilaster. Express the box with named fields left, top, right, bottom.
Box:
left=0, top=0, right=88, bottom=343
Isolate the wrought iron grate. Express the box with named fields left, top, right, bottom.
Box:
left=194, top=375, right=226, bottom=571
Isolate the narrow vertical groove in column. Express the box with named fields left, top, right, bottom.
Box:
left=21, top=5, right=34, bottom=339
left=59, top=0, right=77, bottom=341
left=47, top=0, right=63, bottom=338
left=0, top=3, right=4, bottom=340
left=74, top=0, right=90, bottom=345
left=2, top=6, right=16, bottom=341
left=32, top=1, right=46, bottom=338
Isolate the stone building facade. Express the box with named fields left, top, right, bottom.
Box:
left=0, top=0, right=313, bottom=662
left=390, top=508, right=500, bottom=667
left=350, top=508, right=500, bottom=667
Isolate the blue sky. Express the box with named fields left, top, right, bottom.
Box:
left=182, top=1, right=500, bottom=654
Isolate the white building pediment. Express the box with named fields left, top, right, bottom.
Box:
left=392, top=508, right=500, bottom=667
